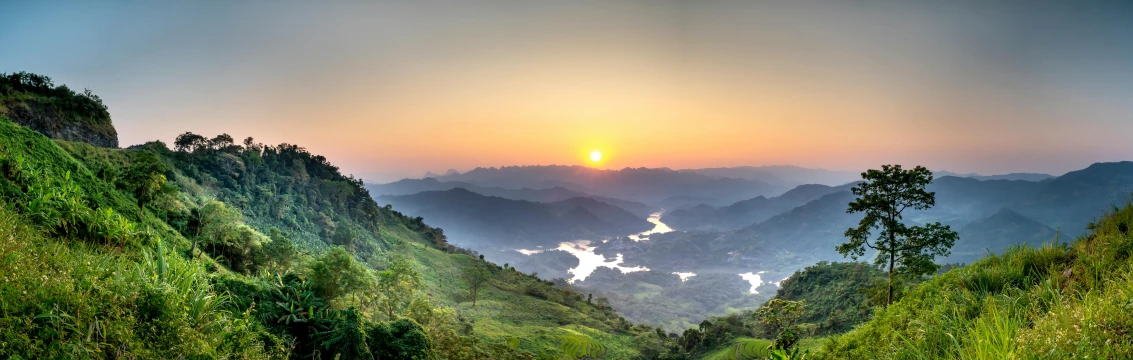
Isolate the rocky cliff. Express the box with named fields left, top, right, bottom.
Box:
left=1, top=72, right=119, bottom=148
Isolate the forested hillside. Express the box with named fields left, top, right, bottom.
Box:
left=0, top=73, right=681, bottom=359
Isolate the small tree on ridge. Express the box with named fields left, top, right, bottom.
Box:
left=837, top=164, right=958, bottom=306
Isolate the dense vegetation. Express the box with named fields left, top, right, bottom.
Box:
left=772, top=262, right=885, bottom=336
left=0, top=72, right=117, bottom=147
left=0, top=79, right=682, bottom=358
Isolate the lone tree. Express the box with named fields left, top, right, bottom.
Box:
left=461, top=264, right=491, bottom=307
left=837, top=165, right=958, bottom=306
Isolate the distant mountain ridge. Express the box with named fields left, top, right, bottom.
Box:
left=682, top=165, right=860, bottom=188
left=376, top=188, right=653, bottom=248
left=662, top=183, right=857, bottom=231
left=422, top=165, right=784, bottom=204
left=715, top=164, right=1133, bottom=265
left=950, top=208, right=1057, bottom=260
left=366, top=178, right=657, bottom=217
left=934, top=171, right=1055, bottom=182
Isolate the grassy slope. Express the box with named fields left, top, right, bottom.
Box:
left=0, top=116, right=646, bottom=358
left=816, top=203, right=1133, bottom=359
left=405, top=235, right=644, bottom=358
left=0, top=119, right=269, bottom=358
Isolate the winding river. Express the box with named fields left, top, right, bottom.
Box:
left=515, top=211, right=778, bottom=291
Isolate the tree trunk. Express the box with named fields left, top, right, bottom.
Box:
left=887, top=250, right=894, bottom=306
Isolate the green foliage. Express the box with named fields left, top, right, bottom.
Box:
left=309, top=246, right=371, bottom=304
left=818, top=202, right=1133, bottom=359
left=331, top=223, right=358, bottom=249
left=367, top=318, right=435, bottom=360
left=316, top=308, right=373, bottom=359
left=0, top=72, right=115, bottom=143
left=559, top=329, right=608, bottom=359
left=704, top=338, right=773, bottom=360
left=1, top=144, right=143, bottom=248
left=372, top=255, right=419, bottom=315
left=0, top=115, right=673, bottom=359
left=838, top=164, right=959, bottom=306
left=773, top=262, right=886, bottom=335
left=756, top=299, right=808, bottom=351
left=119, top=150, right=173, bottom=214
left=194, top=200, right=268, bottom=273
left=259, top=227, right=298, bottom=273
left=0, top=205, right=274, bottom=358
left=461, top=263, right=492, bottom=307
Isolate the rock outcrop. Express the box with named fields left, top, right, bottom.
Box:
left=4, top=99, right=119, bottom=148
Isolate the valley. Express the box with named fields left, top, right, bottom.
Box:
left=366, top=162, right=1133, bottom=332
left=7, top=2, right=1133, bottom=357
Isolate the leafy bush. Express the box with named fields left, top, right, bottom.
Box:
left=367, top=318, right=435, bottom=360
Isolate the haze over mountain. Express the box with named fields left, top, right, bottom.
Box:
left=377, top=188, right=652, bottom=248
left=934, top=171, right=1056, bottom=182
left=703, top=164, right=1133, bottom=267
left=681, top=166, right=860, bottom=188
left=421, top=165, right=784, bottom=204
left=367, top=178, right=658, bottom=217
left=661, top=183, right=857, bottom=231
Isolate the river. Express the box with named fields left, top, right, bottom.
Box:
left=514, top=211, right=775, bottom=291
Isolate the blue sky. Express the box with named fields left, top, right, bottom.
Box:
left=3, top=1, right=1133, bottom=182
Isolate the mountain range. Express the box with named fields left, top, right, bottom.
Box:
left=374, top=162, right=1133, bottom=277
left=367, top=178, right=658, bottom=217
left=376, top=188, right=653, bottom=248
left=413, top=165, right=785, bottom=204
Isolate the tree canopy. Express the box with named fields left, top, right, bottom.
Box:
left=837, top=164, right=959, bottom=306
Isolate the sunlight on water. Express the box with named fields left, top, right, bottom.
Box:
left=629, top=212, right=674, bottom=241
left=556, top=240, right=649, bottom=283
left=517, top=214, right=675, bottom=282
left=672, top=272, right=697, bottom=282
left=738, top=271, right=767, bottom=294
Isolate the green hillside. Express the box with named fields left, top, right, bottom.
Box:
left=815, top=204, right=1133, bottom=359
left=0, top=79, right=672, bottom=358
left=5, top=73, right=1133, bottom=360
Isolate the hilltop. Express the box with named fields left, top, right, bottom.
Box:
left=0, top=72, right=118, bottom=147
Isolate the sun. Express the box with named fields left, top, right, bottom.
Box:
left=589, top=150, right=603, bottom=163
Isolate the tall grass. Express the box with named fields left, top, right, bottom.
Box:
left=818, top=204, right=1133, bottom=359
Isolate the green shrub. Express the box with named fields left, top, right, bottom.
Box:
left=367, top=318, right=435, bottom=360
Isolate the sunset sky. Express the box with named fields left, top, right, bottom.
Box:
left=3, top=1, right=1133, bottom=182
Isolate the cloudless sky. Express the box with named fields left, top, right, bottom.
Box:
left=3, top=1, right=1133, bottom=182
